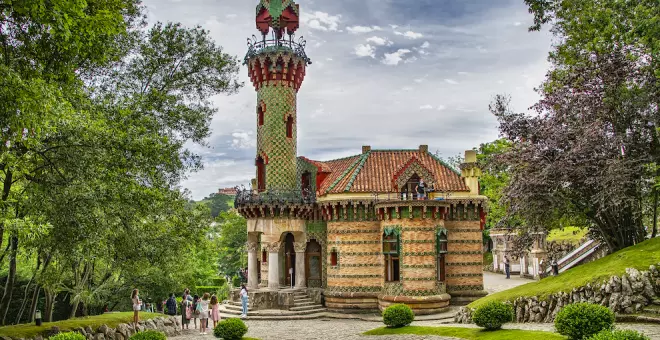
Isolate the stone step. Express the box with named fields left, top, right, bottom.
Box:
left=616, top=313, right=660, bottom=325
left=218, top=307, right=327, bottom=317
left=294, top=298, right=313, bottom=303
left=293, top=301, right=317, bottom=307
left=289, top=304, right=325, bottom=312
left=642, top=304, right=660, bottom=315
left=223, top=304, right=251, bottom=312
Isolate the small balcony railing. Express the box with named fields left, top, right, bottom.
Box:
left=234, top=187, right=316, bottom=206
left=244, top=34, right=312, bottom=65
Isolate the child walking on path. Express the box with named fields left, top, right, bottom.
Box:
left=199, top=293, right=210, bottom=335
left=210, top=294, right=220, bottom=328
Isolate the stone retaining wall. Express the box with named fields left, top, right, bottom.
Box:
left=455, top=264, right=660, bottom=324
left=2, top=315, right=182, bottom=340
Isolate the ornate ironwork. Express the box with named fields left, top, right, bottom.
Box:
left=234, top=185, right=316, bottom=206
left=369, top=190, right=454, bottom=204
left=244, top=34, right=312, bottom=65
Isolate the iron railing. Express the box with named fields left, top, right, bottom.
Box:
left=234, top=186, right=316, bottom=206
left=370, top=190, right=454, bottom=203
left=244, top=34, right=312, bottom=65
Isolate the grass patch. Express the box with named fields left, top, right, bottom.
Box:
left=469, top=237, right=660, bottom=309
left=0, top=312, right=163, bottom=339
left=364, top=326, right=565, bottom=339
left=483, top=252, right=493, bottom=266
left=547, top=227, right=588, bottom=245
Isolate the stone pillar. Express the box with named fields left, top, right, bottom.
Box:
left=267, top=242, right=281, bottom=290
left=294, top=242, right=306, bottom=289
left=246, top=242, right=259, bottom=290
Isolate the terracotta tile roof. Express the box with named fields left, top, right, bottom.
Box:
left=217, top=187, right=238, bottom=196
left=311, top=149, right=469, bottom=195
left=298, top=156, right=331, bottom=172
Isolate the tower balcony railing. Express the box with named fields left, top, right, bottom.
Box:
left=244, top=34, right=312, bottom=65
left=234, top=186, right=316, bottom=206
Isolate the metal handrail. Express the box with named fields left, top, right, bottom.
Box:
left=234, top=186, right=316, bottom=206
left=243, top=34, right=312, bottom=65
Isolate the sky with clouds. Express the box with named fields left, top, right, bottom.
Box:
left=142, top=0, right=553, bottom=200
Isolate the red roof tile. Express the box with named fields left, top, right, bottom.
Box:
left=311, top=150, right=469, bottom=195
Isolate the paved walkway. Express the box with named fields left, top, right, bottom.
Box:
left=482, top=271, right=534, bottom=294
left=170, top=319, right=660, bottom=340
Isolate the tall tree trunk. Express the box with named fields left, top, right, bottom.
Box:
left=0, top=233, right=18, bottom=325
left=44, top=289, right=56, bottom=322
left=28, top=286, right=41, bottom=323
left=653, top=186, right=659, bottom=238
left=16, top=255, right=41, bottom=324
left=0, top=169, right=12, bottom=253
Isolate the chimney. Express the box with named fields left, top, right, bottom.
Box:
left=419, top=145, right=429, bottom=153
left=362, top=145, right=371, bottom=154
left=464, top=150, right=477, bottom=163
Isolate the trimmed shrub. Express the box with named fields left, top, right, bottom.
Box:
left=50, top=333, right=86, bottom=340
left=213, top=318, right=248, bottom=340
left=588, top=329, right=650, bottom=340
left=129, top=330, right=167, bottom=340
left=232, top=276, right=242, bottom=287
left=555, top=303, right=615, bottom=340
left=472, top=301, right=514, bottom=330
left=382, top=304, right=415, bottom=328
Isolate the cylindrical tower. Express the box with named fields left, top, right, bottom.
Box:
left=245, top=0, right=311, bottom=192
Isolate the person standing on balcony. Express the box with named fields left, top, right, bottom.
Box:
left=415, top=179, right=426, bottom=200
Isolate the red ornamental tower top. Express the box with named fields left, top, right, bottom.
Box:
left=244, top=0, right=311, bottom=91
left=255, top=0, right=300, bottom=40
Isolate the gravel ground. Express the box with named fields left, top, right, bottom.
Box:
left=169, top=318, right=660, bottom=340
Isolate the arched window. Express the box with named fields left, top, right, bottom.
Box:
left=383, top=230, right=400, bottom=282
left=256, top=156, right=266, bottom=192
left=437, top=228, right=448, bottom=282
left=286, top=116, right=293, bottom=138
left=258, top=106, right=264, bottom=126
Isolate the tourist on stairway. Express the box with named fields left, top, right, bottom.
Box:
left=240, top=284, right=249, bottom=318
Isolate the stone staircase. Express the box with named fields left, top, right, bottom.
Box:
left=218, top=290, right=326, bottom=319
left=617, top=299, right=660, bottom=324
left=546, top=239, right=603, bottom=275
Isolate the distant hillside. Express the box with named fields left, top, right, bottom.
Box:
left=197, top=192, right=233, bottom=217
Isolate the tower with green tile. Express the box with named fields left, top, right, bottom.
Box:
left=245, top=0, right=311, bottom=192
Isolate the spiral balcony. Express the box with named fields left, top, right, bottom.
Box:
left=243, top=35, right=312, bottom=66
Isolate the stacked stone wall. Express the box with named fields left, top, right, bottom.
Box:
left=444, top=220, right=484, bottom=292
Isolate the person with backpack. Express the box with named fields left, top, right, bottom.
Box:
left=191, top=295, right=200, bottom=329
left=166, top=293, right=177, bottom=316
left=181, top=295, right=192, bottom=330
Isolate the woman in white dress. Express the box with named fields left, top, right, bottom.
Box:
left=131, top=289, right=141, bottom=331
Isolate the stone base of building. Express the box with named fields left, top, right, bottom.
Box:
left=378, top=294, right=451, bottom=315
left=230, top=288, right=297, bottom=311
left=324, top=292, right=380, bottom=313
left=447, top=290, right=488, bottom=306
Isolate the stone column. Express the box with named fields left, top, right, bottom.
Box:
left=246, top=241, right=259, bottom=290
left=294, top=242, right=306, bottom=289
left=267, top=242, right=281, bottom=290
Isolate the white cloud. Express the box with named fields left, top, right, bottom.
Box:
left=366, top=36, right=393, bottom=46
left=225, top=14, right=237, bottom=19
left=347, top=26, right=382, bottom=34
left=514, top=22, right=522, bottom=26
left=404, top=56, right=418, bottom=64
left=354, top=44, right=376, bottom=58
left=395, top=30, right=424, bottom=39
left=301, top=11, right=341, bottom=31
left=419, top=104, right=433, bottom=110
left=421, top=41, right=430, bottom=49
left=458, top=71, right=470, bottom=75
left=382, top=49, right=411, bottom=65
left=444, top=78, right=459, bottom=85
left=437, top=105, right=447, bottom=111
left=231, top=131, right=256, bottom=149
left=326, top=58, right=333, bottom=61
left=414, top=78, right=425, bottom=83
left=390, top=24, right=399, bottom=29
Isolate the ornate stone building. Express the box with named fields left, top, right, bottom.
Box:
left=235, top=0, right=488, bottom=315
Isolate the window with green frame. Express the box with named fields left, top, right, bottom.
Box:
left=383, top=228, right=400, bottom=282
left=437, top=228, right=448, bottom=282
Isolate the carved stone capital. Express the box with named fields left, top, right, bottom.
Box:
left=294, top=242, right=307, bottom=253
left=246, top=241, right=259, bottom=252
left=265, top=242, right=281, bottom=253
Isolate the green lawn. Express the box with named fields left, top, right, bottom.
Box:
left=364, top=326, right=566, bottom=339
left=470, top=237, right=660, bottom=309
left=0, top=312, right=163, bottom=339
left=547, top=227, right=588, bottom=245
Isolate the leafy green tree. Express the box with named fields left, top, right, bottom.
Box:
left=202, top=193, right=232, bottom=218
left=215, top=211, right=247, bottom=278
